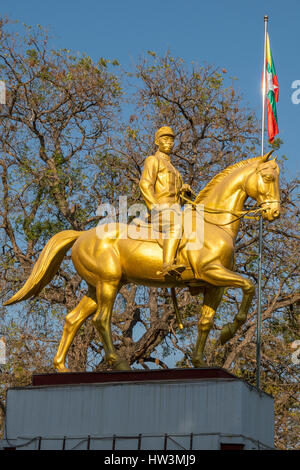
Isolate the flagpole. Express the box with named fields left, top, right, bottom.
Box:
left=256, top=14, right=268, bottom=390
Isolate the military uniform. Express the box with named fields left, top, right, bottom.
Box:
left=139, top=126, right=189, bottom=277
left=139, top=151, right=183, bottom=209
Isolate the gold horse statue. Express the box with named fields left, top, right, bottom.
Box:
left=4, top=151, right=280, bottom=371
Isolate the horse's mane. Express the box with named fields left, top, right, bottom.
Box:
left=195, top=156, right=264, bottom=203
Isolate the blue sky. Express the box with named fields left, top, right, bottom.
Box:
left=2, top=0, right=299, bottom=177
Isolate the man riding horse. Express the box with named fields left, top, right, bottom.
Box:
left=139, top=126, right=192, bottom=277
left=4, top=125, right=280, bottom=371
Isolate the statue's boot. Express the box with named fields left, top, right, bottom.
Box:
left=156, top=234, right=186, bottom=277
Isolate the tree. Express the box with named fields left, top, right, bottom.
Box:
left=0, top=17, right=122, bottom=431
left=0, top=21, right=299, bottom=448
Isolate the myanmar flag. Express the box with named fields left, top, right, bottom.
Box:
left=266, top=33, right=279, bottom=143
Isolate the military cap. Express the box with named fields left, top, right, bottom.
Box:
left=155, top=126, right=175, bottom=141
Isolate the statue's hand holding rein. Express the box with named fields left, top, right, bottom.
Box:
left=180, top=184, right=192, bottom=196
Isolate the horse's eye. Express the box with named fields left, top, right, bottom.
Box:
left=262, top=174, right=274, bottom=182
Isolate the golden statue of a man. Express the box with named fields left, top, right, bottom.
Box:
left=139, top=126, right=191, bottom=277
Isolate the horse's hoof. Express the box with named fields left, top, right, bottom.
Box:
left=191, top=356, right=205, bottom=368
left=53, top=362, right=71, bottom=373
left=111, top=359, right=131, bottom=371
left=220, top=323, right=234, bottom=344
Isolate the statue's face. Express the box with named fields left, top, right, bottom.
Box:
left=156, top=135, right=174, bottom=155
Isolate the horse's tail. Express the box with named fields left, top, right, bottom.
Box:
left=4, top=230, right=82, bottom=306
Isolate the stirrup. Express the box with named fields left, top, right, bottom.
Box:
left=157, top=263, right=186, bottom=277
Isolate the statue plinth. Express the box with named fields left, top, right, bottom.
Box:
left=4, top=368, right=274, bottom=450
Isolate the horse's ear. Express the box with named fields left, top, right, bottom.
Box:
left=262, top=150, right=274, bottom=162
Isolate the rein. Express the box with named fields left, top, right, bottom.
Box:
left=180, top=193, right=280, bottom=226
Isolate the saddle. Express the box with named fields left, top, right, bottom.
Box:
left=126, top=217, right=187, bottom=251
left=96, top=208, right=203, bottom=275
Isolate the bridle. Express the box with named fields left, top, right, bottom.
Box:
left=180, top=192, right=280, bottom=227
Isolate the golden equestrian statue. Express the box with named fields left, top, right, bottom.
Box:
left=4, top=127, right=281, bottom=372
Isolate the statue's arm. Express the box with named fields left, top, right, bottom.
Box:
left=179, top=180, right=193, bottom=205
left=181, top=183, right=192, bottom=195
left=139, top=156, right=159, bottom=211
left=178, top=173, right=192, bottom=199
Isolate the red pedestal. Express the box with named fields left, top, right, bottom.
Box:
left=32, top=367, right=237, bottom=387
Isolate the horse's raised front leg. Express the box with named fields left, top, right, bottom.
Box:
left=192, top=285, right=224, bottom=368
left=93, top=280, right=130, bottom=371
left=53, top=289, right=97, bottom=372
left=200, top=264, right=255, bottom=345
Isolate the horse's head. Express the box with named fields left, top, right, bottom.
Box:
left=245, top=151, right=280, bottom=222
